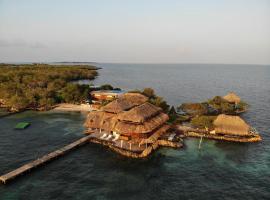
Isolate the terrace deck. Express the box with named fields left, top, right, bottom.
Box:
left=88, top=132, right=147, bottom=152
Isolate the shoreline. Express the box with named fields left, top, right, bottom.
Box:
left=0, top=103, right=93, bottom=119
left=52, top=103, right=93, bottom=112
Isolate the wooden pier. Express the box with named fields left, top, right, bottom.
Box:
left=0, top=135, right=92, bottom=184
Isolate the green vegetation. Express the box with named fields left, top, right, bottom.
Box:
left=174, top=115, right=191, bottom=123
left=191, top=115, right=217, bottom=129
left=178, top=95, right=248, bottom=118
left=0, top=63, right=98, bottom=111
left=98, top=84, right=121, bottom=91
left=142, top=88, right=170, bottom=113
left=178, top=103, right=208, bottom=116
left=207, top=96, right=248, bottom=114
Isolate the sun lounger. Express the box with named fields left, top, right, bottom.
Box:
left=112, top=134, right=120, bottom=141
left=168, top=133, right=176, bottom=141
left=105, top=134, right=113, bottom=140
left=100, top=133, right=107, bottom=139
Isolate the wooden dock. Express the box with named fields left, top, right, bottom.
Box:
left=0, top=135, right=92, bottom=184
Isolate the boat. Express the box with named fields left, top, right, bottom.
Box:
left=15, top=122, right=31, bottom=130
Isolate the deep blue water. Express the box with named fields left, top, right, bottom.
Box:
left=0, top=63, right=270, bottom=199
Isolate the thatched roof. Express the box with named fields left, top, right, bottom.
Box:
left=117, top=102, right=161, bottom=123
left=101, top=93, right=148, bottom=114
left=85, top=93, right=169, bottom=136
left=223, top=92, right=241, bottom=104
left=102, top=99, right=134, bottom=114
left=84, top=111, right=116, bottom=131
left=114, top=113, right=169, bottom=135
left=213, top=114, right=250, bottom=136
left=121, top=93, right=148, bottom=105
left=140, top=124, right=170, bottom=144
left=85, top=111, right=169, bottom=135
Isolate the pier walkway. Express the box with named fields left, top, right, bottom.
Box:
left=0, top=135, right=92, bottom=184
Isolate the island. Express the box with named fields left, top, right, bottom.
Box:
left=176, top=92, right=261, bottom=142
left=0, top=63, right=98, bottom=112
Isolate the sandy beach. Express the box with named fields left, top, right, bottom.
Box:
left=53, top=103, right=93, bottom=112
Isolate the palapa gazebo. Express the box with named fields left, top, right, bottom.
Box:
left=84, top=92, right=170, bottom=143
left=213, top=114, right=250, bottom=136
left=223, top=92, right=241, bottom=104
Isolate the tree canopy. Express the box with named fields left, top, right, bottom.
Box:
left=0, top=63, right=98, bottom=111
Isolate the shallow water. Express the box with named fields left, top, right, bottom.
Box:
left=0, top=64, right=270, bottom=199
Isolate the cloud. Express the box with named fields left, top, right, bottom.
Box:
left=0, top=39, right=47, bottom=48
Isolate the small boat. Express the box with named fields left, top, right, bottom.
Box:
left=15, top=122, right=31, bottom=130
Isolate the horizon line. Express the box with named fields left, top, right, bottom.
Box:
left=1, top=61, right=270, bottom=66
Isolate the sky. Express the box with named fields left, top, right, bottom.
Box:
left=0, top=0, right=270, bottom=64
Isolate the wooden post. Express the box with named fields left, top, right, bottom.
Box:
left=121, top=140, right=123, bottom=148
left=198, top=135, right=203, bottom=149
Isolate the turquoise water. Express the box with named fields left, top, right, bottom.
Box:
left=0, top=64, right=270, bottom=199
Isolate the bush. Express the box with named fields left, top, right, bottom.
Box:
left=100, top=84, right=114, bottom=90
left=236, top=101, right=249, bottom=111
left=178, top=103, right=208, bottom=116
left=168, top=106, right=178, bottom=122
left=142, top=88, right=155, bottom=98
left=191, top=115, right=217, bottom=129
left=207, top=96, right=248, bottom=114
left=149, top=96, right=170, bottom=113
left=175, top=115, right=190, bottom=123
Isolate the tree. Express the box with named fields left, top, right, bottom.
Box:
left=150, top=96, right=170, bottom=113
left=8, top=95, right=30, bottom=111
left=168, top=106, right=178, bottom=122
left=178, top=103, right=208, bottom=116
left=142, top=88, right=155, bottom=98
left=100, top=84, right=114, bottom=90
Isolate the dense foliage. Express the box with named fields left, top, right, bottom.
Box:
left=141, top=88, right=170, bottom=113
left=178, top=95, right=248, bottom=117
left=0, top=63, right=98, bottom=111
left=98, top=84, right=121, bottom=91
left=191, top=115, right=217, bottom=129
left=207, top=96, right=248, bottom=114
left=178, top=103, right=208, bottom=116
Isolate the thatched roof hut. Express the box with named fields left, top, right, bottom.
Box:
left=213, top=114, right=250, bottom=136
left=85, top=93, right=169, bottom=138
left=223, top=92, right=241, bottom=104
left=102, top=93, right=148, bottom=114
left=117, top=102, right=162, bottom=123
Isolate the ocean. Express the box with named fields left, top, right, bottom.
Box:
left=0, top=63, right=269, bottom=199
